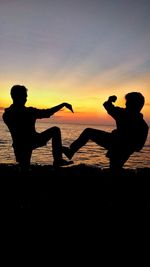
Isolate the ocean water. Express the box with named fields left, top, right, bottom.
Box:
left=0, top=120, right=150, bottom=169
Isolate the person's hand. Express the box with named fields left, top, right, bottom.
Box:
left=64, top=103, right=74, bottom=113
left=108, top=95, right=117, bottom=102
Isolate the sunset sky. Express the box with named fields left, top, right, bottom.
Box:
left=0, top=0, right=150, bottom=125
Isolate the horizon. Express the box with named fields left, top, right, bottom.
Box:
left=0, top=109, right=150, bottom=127
left=0, top=0, right=150, bottom=125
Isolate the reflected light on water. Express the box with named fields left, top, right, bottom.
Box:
left=0, top=121, right=150, bottom=169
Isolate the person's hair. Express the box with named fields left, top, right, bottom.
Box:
left=10, top=85, right=27, bottom=100
left=125, top=92, right=145, bottom=112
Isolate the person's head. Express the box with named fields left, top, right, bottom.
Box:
left=10, top=85, right=28, bottom=106
left=125, top=92, right=145, bottom=113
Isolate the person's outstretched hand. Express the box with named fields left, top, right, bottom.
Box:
left=64, top=103, right=74, bottom=113
left=108, top=95, right=117, bottom=102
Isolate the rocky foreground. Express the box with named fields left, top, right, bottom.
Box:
left=0, top=163, right=150, bottom=209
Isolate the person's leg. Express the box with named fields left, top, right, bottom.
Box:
left=34, top=126, right=73, bottom=166
left=41, top=126, right=62, bottom=161
left=14, top=146, right=32, bottom=168
left=109, top=151, right=132, bottom=172
left=63, top=128, right=111, bottom=159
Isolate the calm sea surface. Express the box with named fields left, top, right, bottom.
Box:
left=0, top=120, right=149, bottom=169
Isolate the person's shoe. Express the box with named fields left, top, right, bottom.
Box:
left=62, top=146, right=73, bottom=160
left=53, top=158, right=74, bottom=167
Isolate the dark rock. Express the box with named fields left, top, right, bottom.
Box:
left=0, top=164, right=149, bottom=209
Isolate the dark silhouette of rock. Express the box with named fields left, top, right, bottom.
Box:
left=0, top=163, right=150, bottom=209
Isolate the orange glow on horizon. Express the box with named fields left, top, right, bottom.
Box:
left=0, top=76, right=150, bottom=126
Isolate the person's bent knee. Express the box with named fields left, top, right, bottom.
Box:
left=51, top=126, right=61, bottom=133
left=83, top=128, right=93, bottom=139
left=83, top=128, right=93, bottom=136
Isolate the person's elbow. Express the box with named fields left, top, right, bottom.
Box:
left=103, top=101, right=108, bottom=110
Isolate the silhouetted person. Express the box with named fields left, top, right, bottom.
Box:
left=63, top=92, right=149, bottom=171
left=3, top=85, right=74, bottom=168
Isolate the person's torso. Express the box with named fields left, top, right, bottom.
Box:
left=3, top=106, right=38, bottom=146
left=112, top=109, right=148, bottom=151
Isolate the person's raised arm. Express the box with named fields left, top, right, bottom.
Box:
left=35, top=102, right=74, bottom=119
left=103, top=95, right=117, bottom=112
left=48, top=102, right=74, bottom=115
left=103, top=95, right=119, bottom=119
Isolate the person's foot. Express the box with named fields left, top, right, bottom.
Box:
left=53, top=158, right=74, bottom=167
left=62, top=146, right=73, bottom=160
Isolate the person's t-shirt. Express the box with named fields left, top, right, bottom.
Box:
left=3, top=105, right=53, bottom=148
